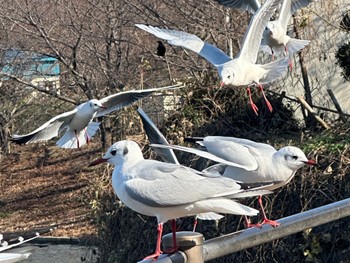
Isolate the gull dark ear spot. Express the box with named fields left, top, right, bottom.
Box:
left=123, top=147, right=128, bottom=156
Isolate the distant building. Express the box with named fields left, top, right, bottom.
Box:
left=0, top=49, right=60, bottom=95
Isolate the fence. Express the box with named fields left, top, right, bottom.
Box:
left=140, top=198, right=350, bottom=263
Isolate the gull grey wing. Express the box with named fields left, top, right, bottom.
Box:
left=202, top=140, right=260, bottom=170
left=238, top=0, right=281, bottom=63
left=124, top=161, right=242, bottom=207
left=97, top=84, right=181, bottom=117
left=150, top=143, right=257, bottom=170
left=205, top=136, right=276, bottom=153
left=278, top=0, right=292, bottom=31
left=137, top=107, right=179, bottom=164
left=135, top=24, right=232, bottom=66
left=290, top=0, right=314, bottom=14
left=215, top=0, right=260, bottom=13
left=10, top=109, right=77, bottom=144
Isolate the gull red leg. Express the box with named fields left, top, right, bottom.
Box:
left=258, top=195, right=280, bottom=228
left=244, top=215, right=262, bottom=228
left=285, top=46, right=293, bottom=71
left=247, top=87, right=259, bottom=115
left=258, top=84, right=273, bottom=112
left=193, top=216, right=198, bottom=232
left=163, top=219, right=178, bottom=254
left=143, top=223, right=164, bottom=261
left=84, top=128, right=90, bottom=144
left=74, top=130, right=80, bottom=149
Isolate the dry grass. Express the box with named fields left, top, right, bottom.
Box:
left=0, top=142, right=102, bottom=238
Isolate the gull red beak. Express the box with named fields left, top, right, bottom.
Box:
left=100, top=105, right=107, bottom=109
left=89, top=157, right=109, bottom=167
left=303, top=159, right=317, bottom=166
left=219, top=81, right=225, bottom=89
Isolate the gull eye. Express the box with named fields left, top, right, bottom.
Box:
left=110, top=150, right=117, bottom=156
left=123, top=147, right=128, bottom=155
left=227, top=75, right=231, bottom=79
left=292, top=155, right=298, bottom=160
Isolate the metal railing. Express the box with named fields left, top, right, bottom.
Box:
left=139, top=198, right=350, bottom=263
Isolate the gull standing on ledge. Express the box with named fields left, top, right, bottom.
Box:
left=136, top=0, right=289, bottom=115
left=89, top=140, right=269, bottom=260
left=151, top=136, right=317, bottom=227
left=10, top=84, right=182, bottom=149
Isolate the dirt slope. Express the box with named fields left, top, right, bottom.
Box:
left=0, top=142, right=103, bottom=238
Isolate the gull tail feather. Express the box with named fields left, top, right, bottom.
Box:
left=230, top=190, right=272, bottom=199
left=195, top=198, right=259, bottom=217
left=196, top=212, right=224, bottom=221
left=287, top=38, right=310, bottom=54
left=56, top=122, right=100, bottom=149
left=85, top=122, right=101, bottom=140
left=261, top=57, right=289, bottom=83
left=56, top=130, right=79, bottom=148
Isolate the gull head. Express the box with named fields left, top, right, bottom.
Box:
left=88, top=99, right=106, bottom=112
left=278, top=146, right=317, bottom=171
left=89, top=140, right=144, bottom=167
left=219, top=66, right=235, bottom=87
left=264, top=22, right=275, bottom=36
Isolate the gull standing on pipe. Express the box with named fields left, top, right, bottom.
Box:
left=215, top=0, right=312, bottom=66
left=10, top=84, right=182, bottom=149
left=136, top=0, right=289, bottom=115
left=151, top=136, right=317, bottom=227
left=137, top=108, right=271, bottom=231
left=89, top=140, right=270, bottom=260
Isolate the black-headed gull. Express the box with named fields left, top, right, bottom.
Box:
left=10, top=84, right=182, bottom=149
left=136, top=0, right=289, bottom=115
left=216, top=0, right=312, bottom=64
left=151, top=136, right=317, bottom=227
left=137, top=108, right=272, bottom=231
left=89, top=140, right=270, bottom=260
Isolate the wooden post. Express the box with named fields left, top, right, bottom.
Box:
left=327, top=89, right=347, bottom=123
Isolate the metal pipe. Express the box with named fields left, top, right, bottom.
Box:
left=139, top=231, right=205, bottom=263
left=162, top=231, right=204, bottom=263
left=139, top=251, right=187, bottom=263
left=203, top=198, right=350, bottom=261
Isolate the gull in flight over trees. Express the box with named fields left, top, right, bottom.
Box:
left=89, top=140, right=271, bottom=260
left=215, top=0, right=313, bottom=67
left=151, top=136, right=317, bottom=227
left=11, top=84, right=182, bottom=149
left=136, top=0, right=289, bottom=115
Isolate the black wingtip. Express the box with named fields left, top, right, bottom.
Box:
left=184, top=137, right=204, bottom=143
left=9, top=134, right=34, bottom=145
left=238, top=181, right=282, bottom=190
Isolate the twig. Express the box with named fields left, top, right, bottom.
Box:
left=297, top=96, right=330, bottom=129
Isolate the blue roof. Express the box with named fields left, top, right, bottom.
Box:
left=1, top=50, right=60, bottom=79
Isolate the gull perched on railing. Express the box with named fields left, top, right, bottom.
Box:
left=10, top=83, right=183, bottom=149
left=136, top=0, right=289, bottom=115
left=89, top=140, right=272, bottom=260
left=137, top=107, right=273, bottom=231
left=151, top=136, right=317, bottom=228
